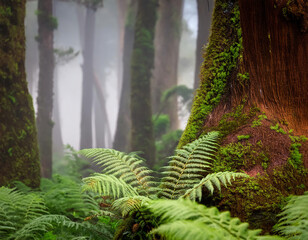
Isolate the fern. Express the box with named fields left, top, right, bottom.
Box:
left=160, top=131, right=220, bottom=199
left=182, top=171, right=248, bottom=201
left=149, top=199, right=283, bottom=240
left=79, top=148, right=157, bottom=196
left=82, top=173, right=139, bottom=198
left=274, top=191, right=308, bottom=239
left=112, top=196, right=151, bottom=217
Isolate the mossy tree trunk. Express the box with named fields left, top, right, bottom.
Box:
left=36, top=0, right=55, bottom=178
left=151, top=0, right=183, bottom=130
left=130, top=0, right=157, bottom=166
left=113, top=0, right=137, bottom=152
left=194, top=0, right=214, bottom=90
left=239, top=0, right=308, bottom=135
left=0, top=0, right=41, bottom=187
left=178, top=0, right=308, bottom=232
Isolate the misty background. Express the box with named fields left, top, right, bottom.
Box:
left=25, top=0, right=200, bottom=151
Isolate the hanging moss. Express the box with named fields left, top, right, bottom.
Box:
left=178, top=0, right=242, bottom=148
left=0, top=1, right=40, bottom=188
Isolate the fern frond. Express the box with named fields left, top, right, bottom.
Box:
left=82, top=173, right=139, bottom=199
left=79, top=148, right=157, bottom=196
left=160, top=131, right=220, bottom=199
left=112, top=196, right=151, bottom=217
left=274, top=191, right=308, bottom=239
left=0, top=187, right=47, bottom=238
left=182, top=172, right=248, bottom=201
left=148, top=198, right=268, bottom=239
left=40, top=176, right=99, bottom=219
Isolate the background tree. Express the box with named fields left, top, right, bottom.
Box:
left=113, top=0, right=137, bottom=152
left=36, top=0, right=56, bottom=178
left=178, top=0, right=308, bottom=232
left=194, top=0, right=214, bottom=90
left=151, top=0, right=184, bottom=131
left=130, top=0, right=157, bottom=166
left=0, top=0, right=40, bottom=187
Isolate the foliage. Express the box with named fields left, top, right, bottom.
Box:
left=0, top=186, right=114, bottom=239
left=275, top=191, right=308, bottom=239
left=79, top=131, right=260, bottom=238
left=153, top=114, right=170, bottom=139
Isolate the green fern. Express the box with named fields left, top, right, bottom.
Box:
left=79, top=148, right=157, bottom=196
left=274, top=191, right=308, bottom=239
left=160, top=131, right=220, bottom=199
left=182, top=171, right=248, bottom=201
left=149, top=199, right=283, bottom=240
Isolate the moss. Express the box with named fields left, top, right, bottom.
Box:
left=270, top=123, right=287, bottom=135
left=0, top=1, right=40, bottom=188
left=237, top=134, right=250, bottom=141
left=178, top=0, right=242, bottom=148
left=251, top=113, right=267, bottom=127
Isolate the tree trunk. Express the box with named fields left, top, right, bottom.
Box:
left=178, top=0, right=308, bottom=232
left=130, top=0, right=157, bottom=166
left=113, top=0, right=137, bottom=152
left=0, top=0, right=41, bottom=187
left=239, top=0, right=308, bottom=135
left=194, top=0, right=214, bottom=90
left=36, top=0, right=55, bottom=178
left=151, top=0, right=183, bottom=131
left=80, top=7, right=95, bottom=150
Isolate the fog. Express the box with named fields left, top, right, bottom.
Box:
left=25, top=0, right=198, bottom=151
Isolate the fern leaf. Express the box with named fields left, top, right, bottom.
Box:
left=82, top=173, right=139, bottom=199
left=182, top=172, right=248, bottom=201
left=79, top=148, right=157, bottom=196
left=148, top=198, right=266, bottom=239
left=274, top=191, right=308, bottom=239
left=160, top=131, right=220, bottom=199
left=112, top=196, right=151, bottom=217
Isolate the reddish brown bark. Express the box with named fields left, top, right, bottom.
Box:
left=239, top=0, right=308, bottom=135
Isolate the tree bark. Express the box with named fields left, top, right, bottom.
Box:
left=113, top=0, right=137, bottom=152
left=194, top=0, right=214, bottom=90
left=239, top=0, right=308, bottom=135
left=80, top=7, right=96, bottom=150
left=36, top=0, right=55, bottom=178
left=0, top=0, right=41, bottom=187
left=151, top=0, right=183, bottom=130
left=130, top=0, right=157, bottom=166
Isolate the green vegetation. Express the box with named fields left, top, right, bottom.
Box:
left=237, top=134, right=251, bottom=141
left=270, top=123, right=287, bottom=135
left=252, top=114, right=267, bottom=127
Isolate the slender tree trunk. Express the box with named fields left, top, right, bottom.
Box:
left=152, top=0, right=184, bottom=130
left=37, top=0, right=55, bottom=178
left=0, top=0, right=41, bottom=187
left=130, top=0, right=157, bottom=166
left=194, top=0, right=214, bottom=90
left=80, top=7, right=96, bottom=149
left=113, top=0, right=137, bottom=152
left=52, top=67, right=64, bottom=157
left=239, top=0, right=308, bottom=135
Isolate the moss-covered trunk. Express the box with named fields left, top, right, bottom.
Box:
left=0, top=0, right=41, bottom=187
left=151, top=0, right=183, bottom=130
left=130, top=0, right=157, bottom=166
left=179, top=0, right=308, bottom=233
left=36, top=0, right=55, bottom=178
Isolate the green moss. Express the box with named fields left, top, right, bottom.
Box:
left=251, top=114, right=267, bottom=127
left=237, top=135, right=250, bottom=141
left=270, top=123, right=287, bottom=134
left=178, top=0, right=242, bottom=148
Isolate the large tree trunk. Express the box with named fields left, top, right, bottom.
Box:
left=179, top=0, right=308, bottom=232
left=239, top=0, right=308, bottom=135
left=37, top=0, right=55, bottom=178
left=80, top=7, right=95, bottom=150
left=0, top=0, right=41, bottom=187
left=113, top=0, right=137, bottom=152
left=194, top=0, right=214, bottom=90
left=130, top=0, right=157, bottom=166
left=151, top=0, right=183, bottom=130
